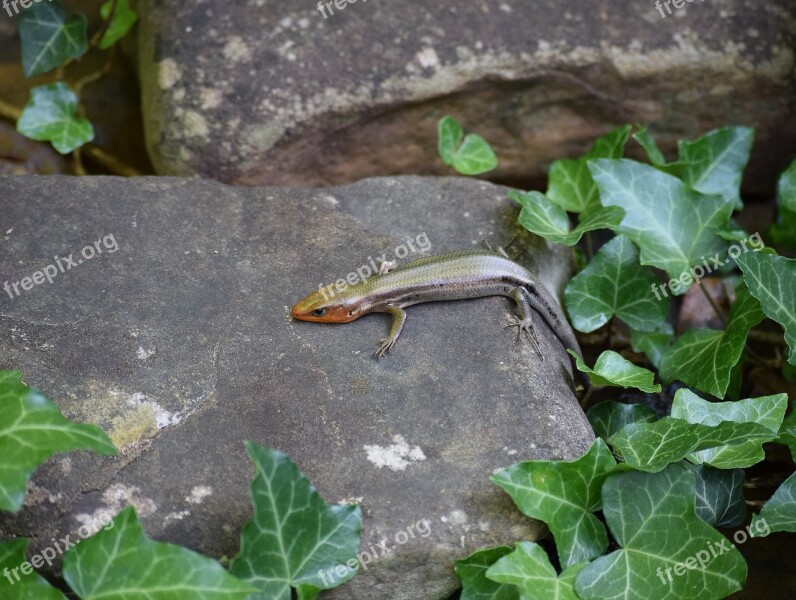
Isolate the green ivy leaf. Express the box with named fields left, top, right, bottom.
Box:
left=667, top=127, right=754, bottom=210
left=491, top=440, right=616, bottom=568
left=547, top=125, right=632, bottom=213
left=511, top=190, right=624, bottom=246
left=62, top=506, right=255, bottom=599
left=629, top=324, right=673, bottom=369
left=569, top=350, right=661, bottom=393
left=632, top=127, right=667, bottom=166
left=17, top=83, right=94, bottom=154
left=575, top=465, right=747, bottom=600
left=437, top=116, right=497, bottom=175
left=687, top=464, right=746, bottom=528
left=751, top=471, right=796, bottom=534
left=587, top=401, right=656, bottom=442
left=456, top=546, right=519, bottom=600
left=565, top=235, right=668, bottom=333
left=438, top=116, right=463, bottom=165
left=0, top=539, right=65, bottom=599
left=670, top=389, right=787, bottom=469
left=0, top=371, right=116, bottom=512
left=487, top=542, right=586, bottom=600
left=588, top=159, right=733, bottom=291
left=658, top=285, right=765, bottom=398
left=735, top=251, right=796, bottom=365
left=778, top=404, right=796, bottom=460
left=769, top=159, right=796, bottom=249
left=18, top=1, right=87, bottom=77
left=608, top=416, right=774, bottom=473
left=633, top=127, right=754, bottom=209
left=229, top=442, right=362, bottom=600
left=98, top=0, right=138, bottom=49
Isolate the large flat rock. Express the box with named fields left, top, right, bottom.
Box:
left=137, top=0, right=795, bottom=193
left=0, top=175, right=592, bottom=599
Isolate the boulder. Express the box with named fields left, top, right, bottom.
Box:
left=137, top=0, right=795, bottom=194
left=0, top=175, right=593, bottom=599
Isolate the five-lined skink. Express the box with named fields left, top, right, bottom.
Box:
left=291, top=249, right=582, bottom=361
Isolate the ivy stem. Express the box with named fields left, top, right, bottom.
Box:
left=74, top=46, right=116, bottom=94
left=748, top=329, right=787, bottom=347
left=697, top=280, right=727, bottom=325
left=0, top=99, right=22, bottom=121
left=90, top=0, right=119, bottom=49
left=579, top=385, right=596, bottom=408
left=72, top=148, right=86, bottom=175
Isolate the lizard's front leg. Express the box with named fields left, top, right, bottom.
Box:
left=374, top=304, right=406, bottom=358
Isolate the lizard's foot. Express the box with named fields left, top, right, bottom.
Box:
left=374, top=338, right=396, bottom=358
left=504, top=316, right=542, bottom=358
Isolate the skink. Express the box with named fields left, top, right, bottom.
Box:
left=291, top=249, right=582, bottom=361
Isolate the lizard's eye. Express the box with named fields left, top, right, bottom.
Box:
left=312, top=308, right=328, bottom=317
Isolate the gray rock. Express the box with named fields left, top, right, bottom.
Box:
left=137, top=0, right=795, bottom=194
left=0, top=175, right=592, bottom=599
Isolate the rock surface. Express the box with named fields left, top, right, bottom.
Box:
left=137, top=0, right=795, bottom=194
left=0, top=175, right=592, bottom=600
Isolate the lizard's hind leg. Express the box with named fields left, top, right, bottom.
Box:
left=505, top=287, right=543, bottom=358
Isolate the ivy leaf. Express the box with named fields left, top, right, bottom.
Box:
left=98, top=0, right=138, bottom=49
left=658, top=285, right=765, bottom=398
left=456, top=546, right=519, bottom=600
left=735, top=251, right=796, bottom=365
left=751, top=471, right=796, bottom=534
left=17, top=83, right=94, bottom=154
left=437, top=116, right=497, bottom=175
left=511, top=190, right=623, bottom=246
left=547, top=125, right=632, bottom=212
left=633, top=127, right=667, bottom=166
left=633, top=127, right=754, bottom=209
left=487, top=542, right=586, bottom=600
left=18, top=1, right=87, bottom=77
left=565, top=235, right=668, bottom=333
left=438, top=116, right=463, bottom=165
left=670, top=389, right=787, bottom=469
left=62, top=506, right=255, bottom=599
left=608, top=416, right=775, bottom=473
left=575, top=465, right=747, bottom=600
left=491, top=440, right=616, bottom=568
left=0, top=539, right=65, bottom=599
left=630, top=324, right=673, bottom=369
left=229, top=442, right=362, bottom=600
left=0, top=370, right=116, bottom=512
left=687, top=464, right=746, bottom=528
left=769, top=159, right=796, bottom=249
left=588, top=159, right=733, bottom=290
left=569, top=350, right=661, bottom=393
left=667, top=127, right=754, bottom=210
left=778, top=405, right=796, bottom=460
left=587, top=401, right=656, bottom=442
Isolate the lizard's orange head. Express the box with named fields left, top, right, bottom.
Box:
left=291, top=289, right=360, bottom=323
